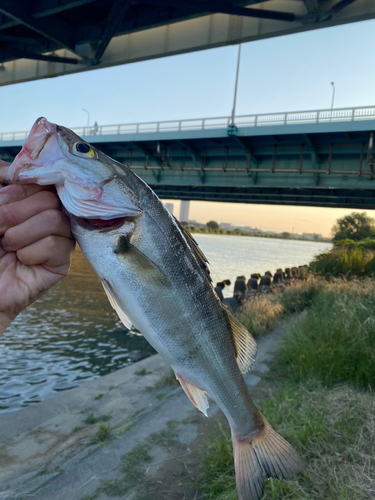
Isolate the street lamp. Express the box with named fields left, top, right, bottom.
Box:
left=231, top=44, right=242, bottom=126
left=330, top=81, right=335, bottom=110
left=82, top=108, right=90, bottom=130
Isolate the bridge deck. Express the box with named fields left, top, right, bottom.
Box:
left=1, top=108, right=375, bottom=209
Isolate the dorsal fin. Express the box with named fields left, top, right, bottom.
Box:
left=222, top=307, right=257, bottom=374
left=173, top=216, right=211, bottom=282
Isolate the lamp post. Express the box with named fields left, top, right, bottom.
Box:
left=231, top=44, right=242, bottom=126
left=82, top=108, right=90, bottom=131
left=330, top=82, right=335, bottom=121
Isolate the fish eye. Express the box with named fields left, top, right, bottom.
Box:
left=73, top=142, right=95, bottom=158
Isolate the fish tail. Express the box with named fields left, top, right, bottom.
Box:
left=232, top=414, right=303, bottom=500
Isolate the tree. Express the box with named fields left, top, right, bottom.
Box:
left=331, top=212, right=375, bottom=241
left=281, top=232, right=291, bottom=239
left=206, top=220, right=219, bottom=230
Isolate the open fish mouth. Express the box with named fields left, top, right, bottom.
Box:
left=68, top=213, right=136, bottom=233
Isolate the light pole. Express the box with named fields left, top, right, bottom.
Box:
left=330, top=82, right=335, bottom=118
left=82, top=108, right=90, bottom=130
left=231, top=44, right=242, bottom=126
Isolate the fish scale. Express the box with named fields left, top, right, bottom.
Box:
left=7, top=117, right=303, bottom=500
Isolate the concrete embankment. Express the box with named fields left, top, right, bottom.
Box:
left=0, top=317, right=300, bottom=500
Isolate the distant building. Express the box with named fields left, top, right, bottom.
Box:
left=179, top=200, right=190, bottom=222
left=303, top=233, right=322, bottom=240
left=220, top=222, right=235, bottom=230
left=164, top=203, right=174, bottom=214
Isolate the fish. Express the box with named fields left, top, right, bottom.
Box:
left=6, top=117, right=303, bottom=500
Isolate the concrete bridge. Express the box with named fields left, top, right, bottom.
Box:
left=1, top=105, right=375, bottom=209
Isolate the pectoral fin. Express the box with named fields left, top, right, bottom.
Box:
left=114, top=236, right=169, bottom=288
left=176, top=374, right=209, bottom=417
left=102, top=278, right=133, bottom=330
left=223, top=308, right=257, bottom=374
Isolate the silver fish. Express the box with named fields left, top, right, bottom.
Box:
left=7, top=117, right=303, bottom=500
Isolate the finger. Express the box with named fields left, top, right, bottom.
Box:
left=0, top=190, right=61, bottom=233
left=17, top=235, right=75, bottom=269
left=0, top=163, right=10, bottom=185
left=2, top=209, right=73, bottom=252
left=0, top=183, right=46, bottom=205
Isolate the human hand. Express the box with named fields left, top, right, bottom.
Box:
left=0, top=160, right=75, bottom=337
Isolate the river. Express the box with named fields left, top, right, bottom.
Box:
left=0, top=235, right=331, bottom=417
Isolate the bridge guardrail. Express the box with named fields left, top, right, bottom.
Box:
left=2, top=105, right=375, bottom=142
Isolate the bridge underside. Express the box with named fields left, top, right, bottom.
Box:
left=1, top=120, right=375, bottom=209
left=1, top=0, right=375, bottom=86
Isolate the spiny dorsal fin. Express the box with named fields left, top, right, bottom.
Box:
left=222, top=307, right=257, bottom=374
left=173, top=216, right=211, bottom=282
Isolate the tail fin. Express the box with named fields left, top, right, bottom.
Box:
left=232, top=415, right=303, bottom=500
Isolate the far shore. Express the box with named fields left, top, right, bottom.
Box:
left=184, top=226, right=331, bottom=244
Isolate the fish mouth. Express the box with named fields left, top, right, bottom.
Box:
left=6, top=117, right=61, bottom=184
left=68, top=213, right=135, bottom=233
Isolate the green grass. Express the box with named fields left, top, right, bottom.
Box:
left=200, top=383, right=375, bottom=500
left=91, top=424, right=112, bottom=444
left=84, top=413, right=111, bottom=425
left=94, top=393, right=104, bottom=400
left=310, top=246, right=375, bottom=278
left=135, top=368, right=152, bottom=376
left=277, top=281, right=375, bottom=390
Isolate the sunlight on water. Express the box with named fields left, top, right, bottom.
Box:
left=0, top=236, right=331, bottom=417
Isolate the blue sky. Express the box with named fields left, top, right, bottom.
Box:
left=1, top=18, right=375, bottom=235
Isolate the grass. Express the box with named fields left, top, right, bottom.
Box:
left=310, top=246, right=375, bottom=278
left=277, top=279, right=375, bottom=390
left=135, top=368, right=152, bottom=376
left=199, top=277, right=375, bottom=499
left=236, top=276, right=323, bottom=339
left=94, top=393, right=104, bottom=400
left=201, top=383, right=374, bottom=500
left=84, top=413, right=111, bottom=425
left=91, top=424, right=112, bottom=444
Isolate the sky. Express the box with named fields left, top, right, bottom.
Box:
left=1, top=18, right=375, bottom=236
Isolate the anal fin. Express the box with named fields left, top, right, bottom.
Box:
left=101, top=278, right=134, bottom=330
left=176, top=374, right=209, bottom=417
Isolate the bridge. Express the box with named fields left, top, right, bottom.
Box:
left=1, top=105, right=375, bottom=209
left=1, top=0, right=375, bottom=87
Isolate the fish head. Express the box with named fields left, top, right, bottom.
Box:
left=6, top=117, right=142, bottom=228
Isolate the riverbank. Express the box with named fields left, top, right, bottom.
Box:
left=0, top=316, right=298, bottom=500
left=184, top=225, right=330, bottom=244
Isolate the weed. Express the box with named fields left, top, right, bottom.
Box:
left=73, top=426, right=82, bottom=432
left=91, top=424, right=112, bottom=444
left=84, top=413, right=111, bottom=425
left=135, top=368, right=152, bottom=376
left=156, top=393, right=166, bottom=401
left=94, top=393, right=104, bottom=400
left=277, top=281, right=375, bottom=389
left=236, top=294, right=284, bottom=338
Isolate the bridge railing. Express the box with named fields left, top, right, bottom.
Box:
left=2, top=105, right=375, bottom=141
